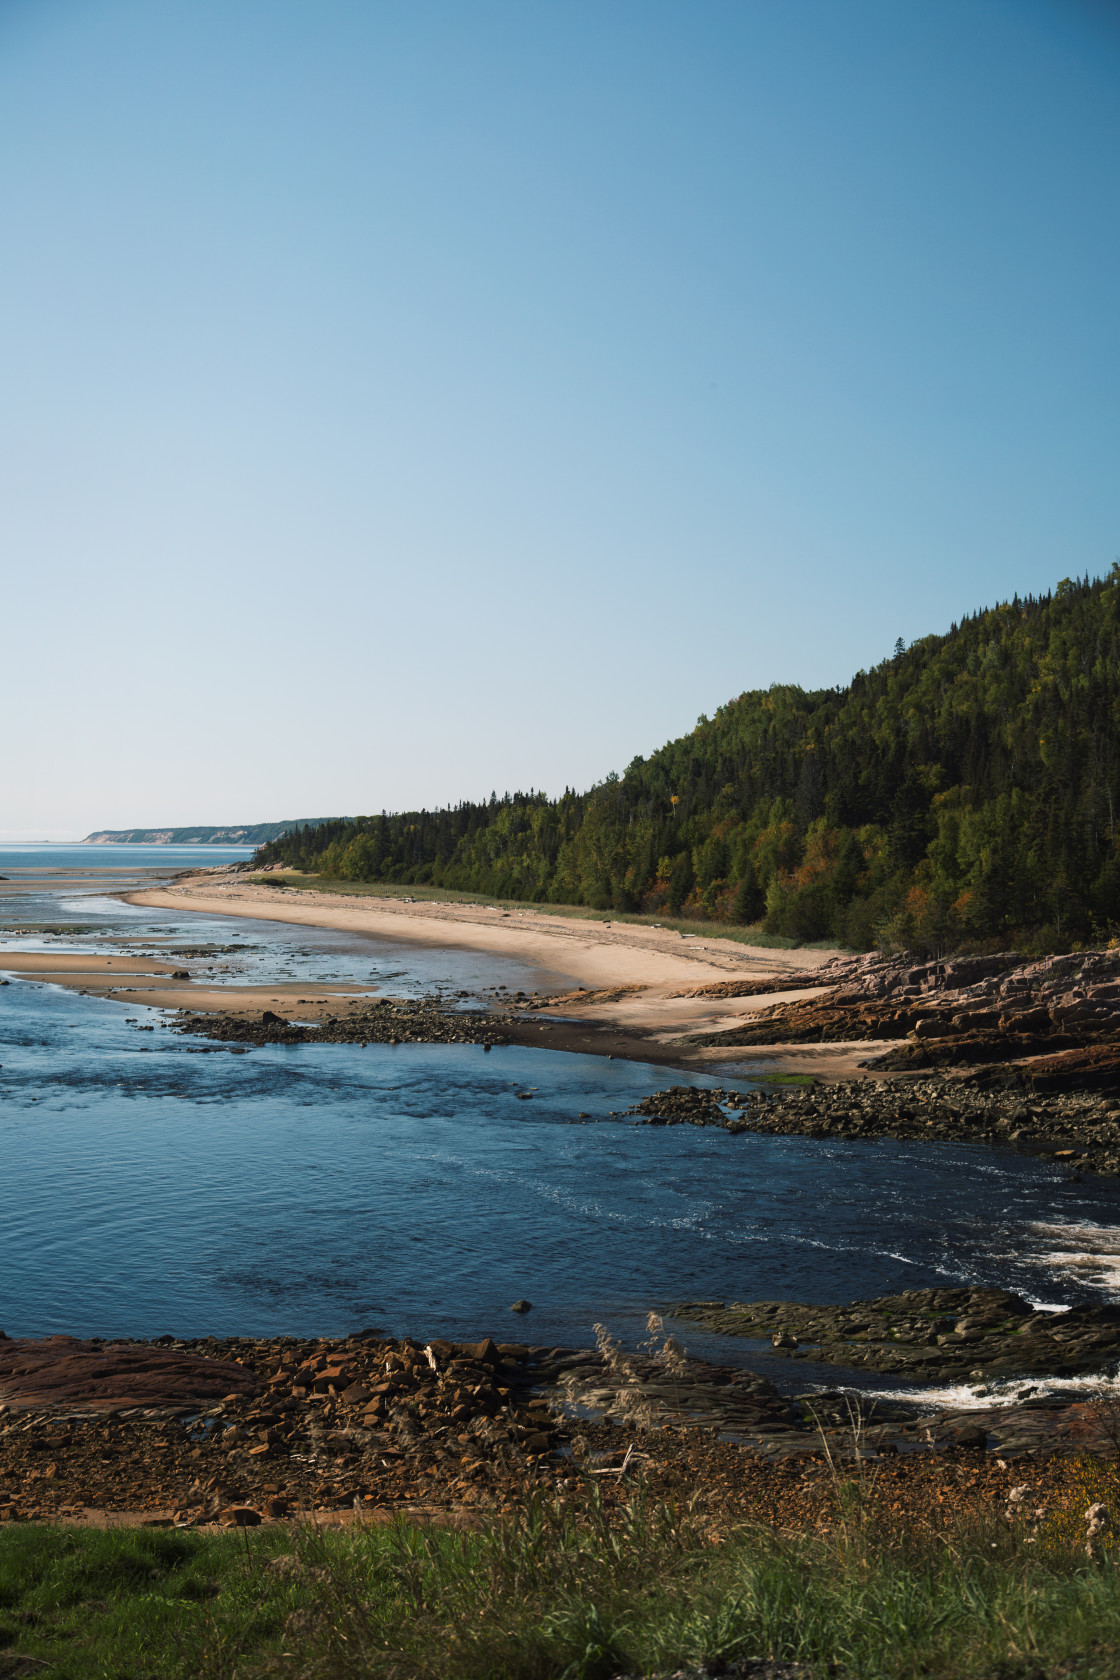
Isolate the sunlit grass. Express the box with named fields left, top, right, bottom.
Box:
left=5, top=1471, right=1120, bottom=1678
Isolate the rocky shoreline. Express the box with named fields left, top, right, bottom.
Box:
left=0, top=1330, right=565, bottom=1526
left=172, top=996, right=518, bottom=1049
left=167, top=992, right=709, bottom=1067
left=671, top=1287, right=1120, bottom=1384
left=5, top=1311, right=1120, bottom=1529
left=689, top=948, right=1120, bottom=1094
left=170, top=998, right=1120, bottom=1176
left=623, top=1078, right=1120, bottom=1175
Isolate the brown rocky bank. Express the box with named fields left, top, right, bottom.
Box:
left=172, top=995, right=517, bottom=1049
left=5, top=1315, right=1120, bottom=1530
left=166, top=995, right=1120, bottom=1176
left=690, top=947, right=1120, bottom=1092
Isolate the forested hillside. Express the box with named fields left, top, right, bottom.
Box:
left=256, top=573, right=1120, bottom=950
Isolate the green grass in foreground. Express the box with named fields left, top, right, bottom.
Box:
left=244, top=875, right=840, bottom=953
left=4, top=1490, right=1120, bottom=1679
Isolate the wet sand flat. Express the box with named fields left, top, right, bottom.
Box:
left=0, top=950, right=376, bottom=1017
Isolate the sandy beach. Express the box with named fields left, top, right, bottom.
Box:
left=117, top=873, right=878, bottom=1073
left=0, top=948, right=382, bottom=1021
left=0, top=866, right=888, bottom=1076
left=127, top=873, right=840, bottom=986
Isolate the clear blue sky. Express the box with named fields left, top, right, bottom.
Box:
left=2, top=0, right=1118, bottom=838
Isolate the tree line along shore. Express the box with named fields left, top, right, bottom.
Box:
left=255, top=571, right=1120, bottom=954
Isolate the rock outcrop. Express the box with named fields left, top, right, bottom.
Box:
left=621, top=1078, right=1120, bottom=1174
left=672, top=1287, right=1120, bottom=1382
left=693, top=949, right=1120, bottom=1093
left=0, top=1335, right=259, bottom=1410
left=174, top=996, right=515, bottom=1048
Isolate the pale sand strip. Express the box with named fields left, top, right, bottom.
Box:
left=0, top=951, right=375, bottom=1017
left=1, top=878, right=874, bottom=1076
left=5, top=878, right=854, bottom=1063
left=0, top=954, right=181, bottom=974
left=122, top=878, right=859, bottom=1062
left=0, top=951, right=378, bottom=1019
left=126, top=878, right=842, bottom=993
left=683, top=1039, right=897, bottom=1081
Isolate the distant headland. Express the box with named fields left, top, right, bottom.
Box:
left=81, top=819, right=340, bottom=846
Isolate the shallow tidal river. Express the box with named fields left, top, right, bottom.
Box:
left=3, top=846, right=1120, bottom=1385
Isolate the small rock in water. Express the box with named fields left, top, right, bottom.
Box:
left=510, top=1299, right=532, bottom=1314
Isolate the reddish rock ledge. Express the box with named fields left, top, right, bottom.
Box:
left=0, top=1334, right=259, bottom=1411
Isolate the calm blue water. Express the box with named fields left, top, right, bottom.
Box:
left=3, top=851, right=1120, bottom=1363
left=0, top=844, right=254, bottom=871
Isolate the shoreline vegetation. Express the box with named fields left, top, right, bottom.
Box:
left=9, top=1473, right=1120, bottom=1680
left=254, top=573, right=1120, bottom=957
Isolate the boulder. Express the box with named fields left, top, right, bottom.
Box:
left=455, top=1338, right=501, bottom=1367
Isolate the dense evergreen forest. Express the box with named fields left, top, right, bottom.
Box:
left=256, top=573, right=1120, bottom=950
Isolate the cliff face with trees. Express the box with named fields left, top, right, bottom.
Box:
left=256, top=573, right=1120, bottom=950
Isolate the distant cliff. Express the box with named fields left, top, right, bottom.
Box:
left=83, top=820, right=338, bottom=846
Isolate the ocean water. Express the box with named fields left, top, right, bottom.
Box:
left=0, top=843, right=255, bottom=871
left=3, top=850, right=1120, bottom=1380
